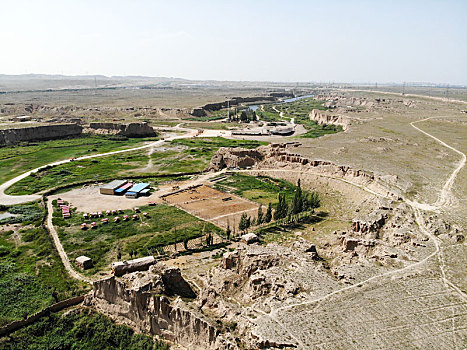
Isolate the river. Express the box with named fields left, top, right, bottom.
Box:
left=248, top=94, right=315, bottom=111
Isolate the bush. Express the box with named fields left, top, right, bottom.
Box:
left=0, top=309, right=170, bottom=350
left=0, top=245, right=10, bottom=257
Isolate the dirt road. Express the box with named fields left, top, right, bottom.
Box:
left=252, top=115, right=467, bottom=348
left=45, top=200, right=93, bottom=284
left=0, top=127, right=201, bottom=205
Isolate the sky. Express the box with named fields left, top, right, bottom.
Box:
left=1, top=0, right=466, bottom=84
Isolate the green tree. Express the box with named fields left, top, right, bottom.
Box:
left=274, top=193, right=288, bottom=220
left=302, top=191, right=320, bottom=211
left=265, top=203, right=273, bottom=223
left=239, top=213, right=248, bottom=233
left=291, top=179, right=303, bottom=214
left=257, top=204, right=263, bottom=225
left=240, top=110, right=248, bottom=122
left=206, top=232, right=213, bottom=246
left=226, top=224, right=231, bottom=240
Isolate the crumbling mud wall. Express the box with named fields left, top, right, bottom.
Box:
left=85, top=263, right=238, bottom=350
left=208, top=143, right=397, bottom=199
left=309, top=108, right=350, bottom=131
left=88, top=122, right=156, bottom=137
left=0, top=124, right=83, bottom=145
left=190, top=96, right=278, bottom=116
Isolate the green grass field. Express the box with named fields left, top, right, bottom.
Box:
left=7, top=137, right=267, bottom=195
left=156, top=138, right=266, bottom=173
left=0, top=134, right=158, bottom=185
left=55, top=203, right=223, bottom=275
left=6, top=151, right=149, bottom=195
left=0, top=308, right=169, bottom=350
left=215, top=174, right=300, bottom=207
left=0, top=203, right=87, bottom=326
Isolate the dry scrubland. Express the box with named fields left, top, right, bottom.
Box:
left=296, top=91, right=467, bottom=226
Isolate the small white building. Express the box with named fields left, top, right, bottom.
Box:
left=75, top=256, right=93, bottom=270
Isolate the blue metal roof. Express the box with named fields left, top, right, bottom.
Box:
left=129, top=183, right=150, bottom=193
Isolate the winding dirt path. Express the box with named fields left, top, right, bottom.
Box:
left=45, top=200, right=93, bottom=283
left=410, top=117, right=466, bottom=209
left=250, top=116, right=467, bottom=348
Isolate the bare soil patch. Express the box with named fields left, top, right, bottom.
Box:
left=51, top=184, right=169, bottom=212
left=163, top=184, right=259, bottom=229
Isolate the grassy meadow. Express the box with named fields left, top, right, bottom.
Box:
left=7, top=137, right=266, bottom=195
left=54, top=202, right=223, bottom=275
left=0, top=203, right=87, bottom=326
left=215, top=174, right=300, bottom=207
left=0, top=134, right=158, bottom=185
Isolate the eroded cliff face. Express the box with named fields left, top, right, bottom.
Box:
left=0, top=124, right=82, bottom=145
left=85, top=263, right=238, bottom=350
left=208, top=143, right=397, bottom=199
left=88, top=122, right=156, bottom=137
left=309, top=108, right=350, bottom=131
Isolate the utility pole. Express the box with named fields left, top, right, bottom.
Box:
left=402, top=82, right=406, bottom=96
left=227, top=99, right=230, bottom=121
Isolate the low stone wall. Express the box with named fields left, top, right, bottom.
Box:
left=0, top=124, right=83, bottom=145
left=0, top=295, right=85, bottom=337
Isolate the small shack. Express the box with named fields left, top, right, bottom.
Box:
left=100, top=180, right=128, bottom=195
left=125, top=182, right=150, bottom=199
left=112, top=256, right=155, bottom=276
left=75, top=256, right=93, bottom=270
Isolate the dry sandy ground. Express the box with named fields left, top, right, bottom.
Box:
left=163, top=184, right=259, bottom=229
left=51, top=185, right=167, bottom=212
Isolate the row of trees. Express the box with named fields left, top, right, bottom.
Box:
left=228, top=109, right=257, bottom=123
left=237, top=180, right=320, bottom=234
left=274, top=179, right=320, bottom=220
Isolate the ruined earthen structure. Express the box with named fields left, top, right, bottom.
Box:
left=208, top=143, right=397, bottom=199
left=309, top=108, right=350, bottom=131
left=85, top=263, right=238, bottom=350
left=0, top=124, right=83, bottom=145
left=88, top=122, right=156, bottom=137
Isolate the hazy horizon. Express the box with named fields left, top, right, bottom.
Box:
left=1, top=0, right=466, bottom=85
